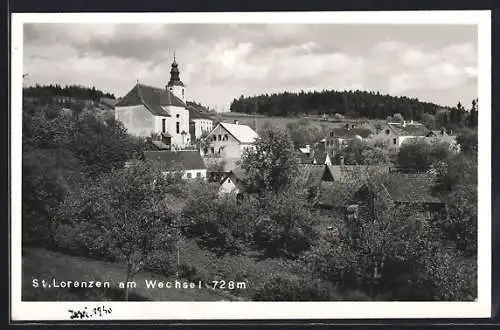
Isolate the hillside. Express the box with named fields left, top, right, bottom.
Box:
left=229, top=89, right=466, bottom=121
left=22, top=247, right=238, bottom=301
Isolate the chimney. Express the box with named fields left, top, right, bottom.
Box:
left=340, top=156, right=345, bottom=167
left=234, top=120, right=239, bottom=125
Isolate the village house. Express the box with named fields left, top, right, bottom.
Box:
left=348, top=172, right=445, bottom=221
left=144, top=150, right=207, bottom=180
left=188, top=106, right=213, bottom=141
left=114, top=56, right=191, bottom=149
left=219, top=166, right=248, bottom=196
left=371, top=120, right=431, bottom=152
left=319, top=123, right=372, bottom=151
left=202, top=121, right=259, bottom=158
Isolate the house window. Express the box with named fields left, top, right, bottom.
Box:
left=385, top=129, right=390, bottom=135
left=227, top=179, right=231, bottom=183
left=330, top=132, right=334, bottom=137
left=393, top=138, right=397, bottom=145
left=218, top=134, right=222, bottom=141
left=224, top=134, right=228, bottom=141
left=162, top=118, right=166, bottom=133
left=196, top=172, right=201, bottom=178
left=213, top=135, right=217, bottom=142
left=176, top=122, right=180, bottom=134
left=186, top=172, right=192, bottom=179
left=211, top=147, right=215, bottom=154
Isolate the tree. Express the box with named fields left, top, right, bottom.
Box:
left=252, top=187, right=318, bottom=258
left=421, top=113, right=436, bottom=129
left=182, top=181, right=259, bottom=255
left=242, top=127, right=299, bottom=194
left=334, top=140, right=389, bottom=165
left=57, top=162, right=179, bottom=300
left=392, top=113, right=404, bottom=122
left=397, top=139, right=433, bottom=172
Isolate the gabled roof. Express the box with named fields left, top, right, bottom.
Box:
left=216, top=122, right=259, bottom=144
left=296, top=164, right=334, bottom=188
left=381, top=173, right=442, bottom=204
left=221, top=166, right=249, bottom=190
left=188, top=106, right=213, bottom=120
left=328, top=165, right=390, bottom=182
left=144, top=150, right=206, bottom=170
left=115, top=83, right=186, bottom=116
left=387, top=122, right=430, bottom=137
left=327, top=127, right=372, bottom=139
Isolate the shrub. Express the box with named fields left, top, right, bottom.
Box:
left=252, top=275, right=340, bottom=301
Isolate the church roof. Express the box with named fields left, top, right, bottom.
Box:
left=115, top=83, right=186, bottom=115
left=218, top=122, right=259, bottom=144
left=188, top=106, right=213, bottom=120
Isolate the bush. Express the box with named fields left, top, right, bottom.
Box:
left=252, top=275, right=340, bottom=301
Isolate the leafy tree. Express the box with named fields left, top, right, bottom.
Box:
left=57, top=162, right=179, bottom=300
left=457, top=129, right=478, bottom=156
left=392, top=113, right=404, bottom=122
left=182, top=181, right=259, bottom=255
left=421, top=113, right=436, bottom=129
left=333, top=139, right=389, bottom=165
left=252, top=188, right=318, bottom=258
left=242, top=127, right=299, bottom=194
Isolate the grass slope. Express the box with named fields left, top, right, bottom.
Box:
left=22, top=247, right=237, bottom=301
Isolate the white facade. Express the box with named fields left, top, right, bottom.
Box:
left=168, top=85, right=186, bottom=103
left=115, top=104, right=190, bottom=148
left=192, top=118, right=213, bottom=139
left=163, top=168, right=207, bottom=180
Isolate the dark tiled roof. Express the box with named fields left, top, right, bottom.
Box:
left=387, top=122, right=430, bottom=137
left=144, top=150, right=206, bottom=170
left=296, top=164, right=333, bottom=188
left=188, top=106, right=213, bottom=120
left=328, top=127, right=372, bottom=139
left=328, top=165, right=390, bottom=182
left=381, top=173, right=442, bottom=204
left=115, top=83, right=185, bottom=116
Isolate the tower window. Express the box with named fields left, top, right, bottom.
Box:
left=182, top=88, right=185, bottom=97
left=162, top=118, right=166, bottom=133
left=176, top=122, right=180, bottom=134
left=176, top=114, right=180, bottom=118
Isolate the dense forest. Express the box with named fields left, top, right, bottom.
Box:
left=230, top=90, right=478, bottom=129
left=23, top=84, right=116, bottom=103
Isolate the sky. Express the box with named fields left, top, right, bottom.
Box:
left=23, top=23, right=478, bottom=111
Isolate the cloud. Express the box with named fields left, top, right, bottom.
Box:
left=22, top=23, right=478, bottom=109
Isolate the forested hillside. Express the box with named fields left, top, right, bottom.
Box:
left=23, top=84, right=116, bottom=103
left=230, top=90, right=478, bottom=128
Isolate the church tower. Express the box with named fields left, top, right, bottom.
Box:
left=166, top=52, right=185, bottom=102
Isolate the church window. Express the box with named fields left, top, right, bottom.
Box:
left=176, top=114, right=180, bottom=118
left=393, top=138, right=397, bottom=145
left=176, top=122, right=180, bottom=134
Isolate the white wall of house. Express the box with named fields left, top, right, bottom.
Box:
left=163, top=168, right=207, bottom=180
left=115, top=105, right=156, bottom=137
left=192, top=118, right=213, bottom=139
left=161, top=105, right=190, bottom=147
left=205, top=125, right=244, bottom=158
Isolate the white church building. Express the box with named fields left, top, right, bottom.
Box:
left=114, top=55, right=195, bottom=149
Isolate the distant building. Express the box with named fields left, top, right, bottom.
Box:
left=219, top=166, right=248, bottom=196
left=202, top=121, right=259, bottom=158
left=188, top=106, right=213, bottom=140
left=372, top=121, right=430, bottom=152
left=320, top=123, right=372, bottom=150
left=350, top=172, right=445, bottom=221
left=114, top=56, right=191, bottom=149
left=144, top=150, right=207, bottom=180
